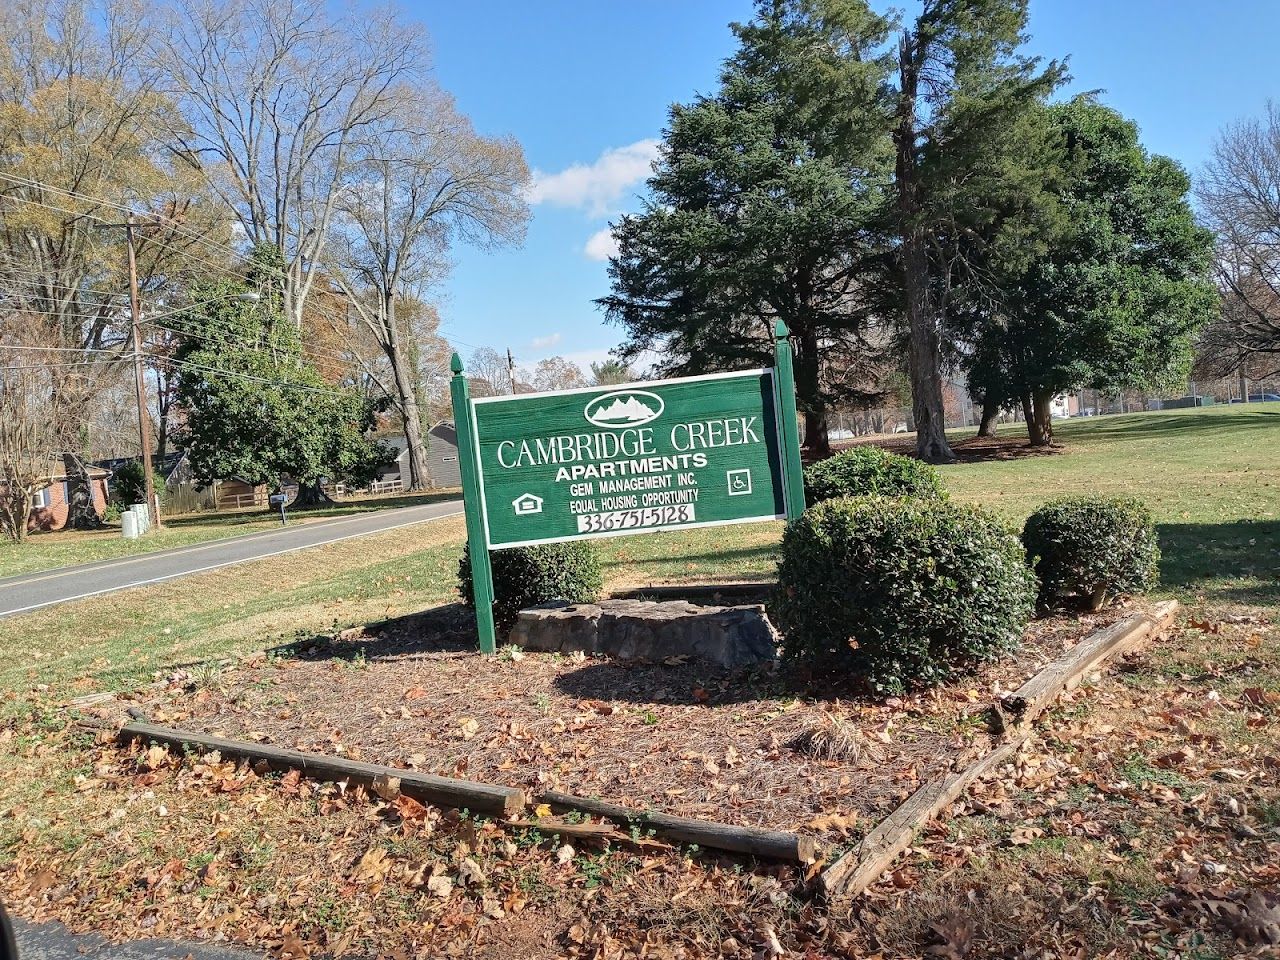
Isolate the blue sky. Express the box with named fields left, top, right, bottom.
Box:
left=403, top=0, right=1280, bottom=374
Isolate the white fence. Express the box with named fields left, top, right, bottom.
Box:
left=366, top=478, right=404, bottom=495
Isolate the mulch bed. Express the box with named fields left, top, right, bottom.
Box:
left=114, top=601, right=1136, bottom=845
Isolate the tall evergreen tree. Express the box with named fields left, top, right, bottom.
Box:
left=599, top=0, right=895, bottom=457
left=890, top=0, right=1065, bottom=461
left=964, top=98, right=1218, bottom=446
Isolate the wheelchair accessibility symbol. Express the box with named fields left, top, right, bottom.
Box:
left=726, top=469, right=752, bottom=496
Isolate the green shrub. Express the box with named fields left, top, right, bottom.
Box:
left=102, top=502, right=123, bottom=524
left=770, top=496, right=1036, bottom=693
left=1021, top=496, right=1160, bottom=610
left=110, top=459, right=146, bottom=505
left=803, top=446, right=946, bottom=506
left=458, top=541, right=603, bottom=634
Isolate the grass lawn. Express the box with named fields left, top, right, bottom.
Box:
left=1, top=404, right=1278, bottom=959
left=0, top=489, right=459, bottom=581
left=938, top=403, right=1280, bottom=608
left=2, top=403, right=1276, bottom=699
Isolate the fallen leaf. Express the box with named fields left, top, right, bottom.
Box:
left=458, top=857, right=484, bottom=886
left=350, top=847, right=391, bottom=884
left=806, top=811, right=858, bottom=836
left=1009, top=825, right=1044, bottom=846
left=372, top=774, right=401, bottom=801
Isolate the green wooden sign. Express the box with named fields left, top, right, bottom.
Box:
left=451, top=321, right=806, bottom=653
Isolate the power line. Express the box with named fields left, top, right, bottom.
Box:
left=155, top=354, right=360, bottom=398
left=0, top=174, right=243, bottom=270
left=0, top=358, right=114, bottom=371
left=0, top=344, right=121, bottom=354
left=145, top=318, right=362, bottom=369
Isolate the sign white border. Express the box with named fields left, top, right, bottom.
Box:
left=468, top=368, right=787, bottom=549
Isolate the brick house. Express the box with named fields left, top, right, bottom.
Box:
left=28, top=464, right=111, bottom=532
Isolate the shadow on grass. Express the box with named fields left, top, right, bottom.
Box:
left=1158, top=519, right=1280, bottom=605
left=837, top=432, right=1065, bottom=464
left=1082, top=409, right=1280, bottom=439
left=598, top=542, right=780, bottom=577
left=265, top=602, right=480, bottom=661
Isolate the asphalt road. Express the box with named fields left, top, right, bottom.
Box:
left=12, top=918, right=263, bottom=959
left=0, top=500, right=462, bottom=619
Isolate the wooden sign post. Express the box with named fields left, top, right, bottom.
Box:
left=449, top=323, right=807, bottom=654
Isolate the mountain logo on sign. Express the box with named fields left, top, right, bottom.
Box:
left=584, top=389, right=664, bottom=428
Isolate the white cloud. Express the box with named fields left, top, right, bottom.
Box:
left=526, top=139, right=659, bottom=216
left=530, top=332, right=562, bottom=351
left=583, top=227, right=620, bottom=262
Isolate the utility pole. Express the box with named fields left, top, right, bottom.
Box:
left=506, top=348, right=516, bottom=395
left=125, top=216, right=161, bottom=529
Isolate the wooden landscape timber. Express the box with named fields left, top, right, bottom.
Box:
left=990, top=600, right=1179, bottom=735
left=114, top=723, right=818, bottom=861
left=820, top=600, right=1180, bottom=903
left=819, top=735, right=1029, bottom=902
left=111, top=602, right=1177, bottom=881
left=117, top=721, right=526, bottom=817
left=537, top=790, right=820, bottom=864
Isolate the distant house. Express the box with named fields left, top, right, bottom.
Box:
left=374, top=423, right=462, bottom=491
left=425, top=422, right=461, bottom=489
left=97, top=453, right=264, bottom=512
left=27, top=462, right=111, bottom=532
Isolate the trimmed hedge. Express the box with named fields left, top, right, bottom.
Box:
left=458, top=541, right=603, bottom=634
left=771, top=496, right=1036, bottom=693
left=1022, top=496, right=1160, bottom=610
left=803, top=446, right=946, bottom=506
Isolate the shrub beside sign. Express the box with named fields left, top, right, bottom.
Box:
left=451, top=320, right=806, bottom=652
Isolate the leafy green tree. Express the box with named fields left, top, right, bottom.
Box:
left=174, top=246, right=391, bottom=505
left=965, top=98, right=1218, bottom=446
left=599, top=0, right=895, bottom=457
left=890, top=0, right=1066, bottom=461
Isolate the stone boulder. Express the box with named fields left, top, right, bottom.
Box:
left=508, top=598, right=780, bottom=668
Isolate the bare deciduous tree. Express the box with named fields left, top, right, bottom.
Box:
left=531, top=356, right=587, bottom=392
left=0, top=325, right=110, bottom=540
left=1198, top=103, right=1280, bottom=380
left=326, top=87, right=528, bottom=488
left=154, top=0, right=432, bottom=328
left=0, top=0, right=222, bottom=362
left=467, top=346, right=523, bottom=398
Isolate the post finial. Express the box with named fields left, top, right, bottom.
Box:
left=450, top=352, right=464, bottom=375
left=774, top=319, right=789, bottom=339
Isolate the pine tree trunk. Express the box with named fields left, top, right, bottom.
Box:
left=1026, top=389, right=1054, bottom=446
left=794, top=325, right=830, bottom=459
left=803, top=408, right=830, bottom=460
left=903, top=239, right=954, bottom=463
left=895, top=32, right=954, bottom=465
left=977, top=396, right=999, bottom=438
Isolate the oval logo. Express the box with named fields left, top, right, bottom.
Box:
left=583, top=389, right=664, bottom=429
